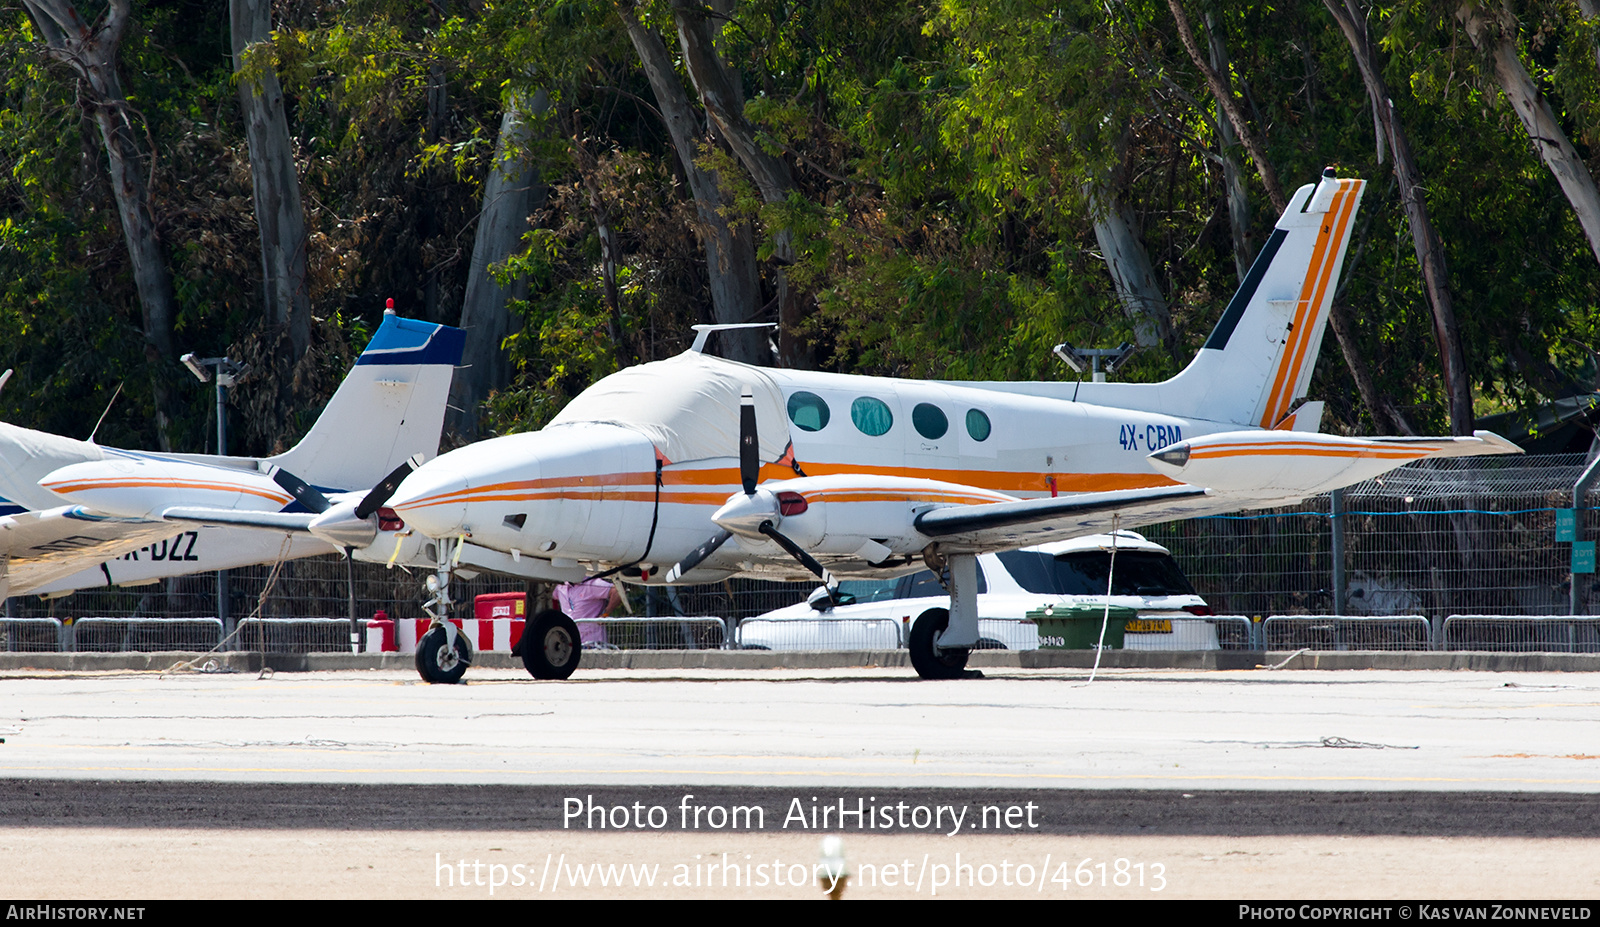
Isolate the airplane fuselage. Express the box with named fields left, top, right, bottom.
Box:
left=390, top=359, right=1235, bottom=584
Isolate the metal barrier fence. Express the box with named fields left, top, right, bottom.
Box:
left=735, top=618, right=904, bottom=651
left=1443, top=615, right=1600, bottom=653
left=1261, top=615, right=1433, bottom=651
left=731, top=616, right=1253, bottom=652
left=232, top=618, right=360, bottom=654
left=579, top=617, right=726, bottom=651
left=1, top=618, right=62, bottom=652
left=1214, top=617, right=1255, bottom=651
left=70, top=617, right=223, bottom=653
left=17, top=613, right=1600, bottom=654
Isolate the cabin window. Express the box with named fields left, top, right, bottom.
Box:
left=787, top=391, right=831, bottom=432
left=850, top=397, right=894, bottom=436
left=912, top=403, right=948, bottom=439
left=966, top=409, right=992, bottom=442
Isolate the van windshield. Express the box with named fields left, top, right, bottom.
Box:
left=995, top=550, right=1197, bottom=597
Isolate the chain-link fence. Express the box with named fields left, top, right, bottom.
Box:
left=1141, top=453, right=1596, bottom=620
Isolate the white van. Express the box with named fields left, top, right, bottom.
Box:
left=736, top=531, right=1217, bottom=651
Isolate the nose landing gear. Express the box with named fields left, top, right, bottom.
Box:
left=414, top=537, right=472, bottom=684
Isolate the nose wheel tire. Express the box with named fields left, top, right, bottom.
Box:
left=522, top=609, right=582, bottom=680
left=415, top=625, right=472, bottom=684
left=909, top=608, right=971, bottom=680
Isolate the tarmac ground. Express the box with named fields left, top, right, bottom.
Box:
left=4, top=662, right=1600, bottom=899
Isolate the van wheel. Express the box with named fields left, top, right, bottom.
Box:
left=909, top=608, right=969, bottom=679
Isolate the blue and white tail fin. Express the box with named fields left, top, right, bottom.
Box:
left=983, top=170, right=1365, bottom=429
left=266, top=310, right=465, bottom=491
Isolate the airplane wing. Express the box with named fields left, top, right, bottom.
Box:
left=904, top=484, right=1316, bottom=552
left=0, top=507, right=189, bottom=596
left=158, top=508, right=316, bottom=532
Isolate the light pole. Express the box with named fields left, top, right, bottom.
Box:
left=1053, top=341, right=1138, bottom=382
left=180, top=353, right=247, bottom=632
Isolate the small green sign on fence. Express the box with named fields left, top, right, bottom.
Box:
left=1575, top=541, right=1596, bottom=575
left=1557, top=508, right=1578, bottom=542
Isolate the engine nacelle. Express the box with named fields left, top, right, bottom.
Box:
left=756, top=474, right=1016, bottom=558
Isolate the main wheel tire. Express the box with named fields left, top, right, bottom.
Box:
left=522, top=609, right=582, bottom=680
left=908, top=607, right=970, bottom=679
left=415, top=625, right=472, bottom=684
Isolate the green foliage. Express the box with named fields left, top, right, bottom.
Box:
left=2, top=0, right=1600, bottom=451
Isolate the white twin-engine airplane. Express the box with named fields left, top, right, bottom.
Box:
left=44, top=170, right=1520, bottom=683
left=17, top=307, right=463, bottom=598
left=369, top=169, right=1518, bottom=682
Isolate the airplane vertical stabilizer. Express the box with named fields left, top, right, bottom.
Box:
left=265, top=311, right=465, bottom=490
left=962, top=170, right=1365, bottom=429
left=1159, top=169, right=1365, bottom=428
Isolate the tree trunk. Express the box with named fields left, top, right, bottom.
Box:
left=420, top=1, right=449, bottom=323
left=1204, top=8, right=1255, bottom=278
left=23, top=0, right=178, bottom=449
left=448, top=90, right=550, bottom=440
left=619, top=6, right=767, bottom=366
left=668, top=0, right=807, bottom=367
left=230, top=0, right=311, bottom=362
left=1579, top=0, right=1600, bottom=73
left=1328, top=300, right=1416, bottom=435
left=1168, top=0, right=1286, bottom=213
left=1458, top=2, right=1600, bottom=266
left=568, top=112, right=628, bottom=363
left=1087, top=186, right=1172, bottom=350
left=1328, top=0, right=1474, bottom=434
left=669, top=0, right=793, bottom=216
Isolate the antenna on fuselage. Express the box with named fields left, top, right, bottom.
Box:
left=689, top=322, right=779, bottom=354
left=86, top=381, right=123, bottom=444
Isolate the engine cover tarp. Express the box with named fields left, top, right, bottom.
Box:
left=546, top=352, right=790, bottom=464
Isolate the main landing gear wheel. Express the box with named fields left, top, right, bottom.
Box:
left=415, top=625, right=472, bottom=684
left=909, top=608, right=973, bottom=680
left=522, top=609, right=582, bottom=680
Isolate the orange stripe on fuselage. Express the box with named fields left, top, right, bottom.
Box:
left=395, top=462, right=1174, bottom=510
left=804, top=490, right=1013, bottom=506
left=40, top=478, right=293, bottom=505
left=798, top=462, right=1176, bottom=494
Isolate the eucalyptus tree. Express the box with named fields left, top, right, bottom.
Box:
left=231, top=0, right=312, bottom=363
left=20, top=0, right=179, bottom=447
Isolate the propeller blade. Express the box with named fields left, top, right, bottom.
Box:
left=356, top=454, right=424, bottom=520
left=269, top=467, right=331, bottom=514
left=756, top=522, right=839, bottom=594
left=739, top=388, right=758, bottom=495
left=663, top=529, right=732, bottom=584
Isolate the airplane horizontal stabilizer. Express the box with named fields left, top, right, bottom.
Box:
left=1145, top=429, right=1522, bottom=495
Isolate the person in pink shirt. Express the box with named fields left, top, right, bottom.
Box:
left=554, top=577, right=624, bottom=648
